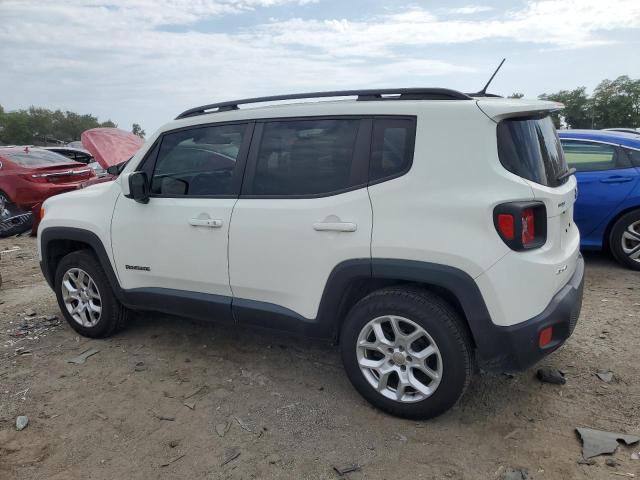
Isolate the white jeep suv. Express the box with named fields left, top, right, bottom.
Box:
left=38, top=89, right=584, bottom=419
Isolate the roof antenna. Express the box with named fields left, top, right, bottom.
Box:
left=473, top=58, right=506, bottom=97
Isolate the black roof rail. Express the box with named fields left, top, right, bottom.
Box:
left=175, top=88, right=472, bottom=119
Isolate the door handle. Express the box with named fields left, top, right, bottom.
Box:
left=600, top=176, right=633, bottom=184
left=189, top=218, right=223, bottom=228
left=313, top=222, right=357, bottom=232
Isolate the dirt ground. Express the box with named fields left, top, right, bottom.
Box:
left=1, top=236, right=639, bottom=480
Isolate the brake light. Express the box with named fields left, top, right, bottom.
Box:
left=21, top=173, right=48, bottom=183
left=521, top=208, right=535, bottom=245
left=494, top=202, right=546, bottom=251
left=497, top=214, right=515, bottom=240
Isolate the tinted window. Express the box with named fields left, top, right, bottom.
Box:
left=562, top=140, right=628, bottom=172
left=2, top=149, right=79, bottom=167
left=497, top=116, right=568, bottom=187
left=623, top=148, right=640, bottom=168
left=151, top=123, right=247, bottom=196
left=252, top=119, right=359, bottom=196
left=370, top=118, right=415, bottom=182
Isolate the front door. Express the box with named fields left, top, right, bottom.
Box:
left=111, top=122, right=253, bottom=316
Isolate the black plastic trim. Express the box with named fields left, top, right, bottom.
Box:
left=176, top=88, right=472, bottom=119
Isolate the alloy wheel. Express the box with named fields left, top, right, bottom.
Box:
left=621, top=220, right=640, bottom=264
left=61, top=268, right=102, bottom=327
left=356, top=315, right=443, bottom=403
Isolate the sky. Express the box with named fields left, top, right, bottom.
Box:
left=1, top=0, right=639, bottom=135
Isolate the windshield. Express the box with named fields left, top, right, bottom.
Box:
left=497, top=116, right=568, bottom=187
left=2, top=149, right=80, bottom=168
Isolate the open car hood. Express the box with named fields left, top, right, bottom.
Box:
left=81, top=128, right=144, bottom=169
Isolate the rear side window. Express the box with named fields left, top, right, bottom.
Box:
left=251, top=119, right=359, bottom=196
left=150, top=123, right=248, bottom=196
left=497, top=116, right=568, bottom=187
left=3, top=149, right=78, bottom=167
left=623, top=148, right=640, bottom=168
left=370, top=118, right=416, bottom=182
left=562, top=140, right=629, bottom=172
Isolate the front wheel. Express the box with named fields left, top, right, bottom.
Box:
left=54, top=250, right=128, bottom=337
left=340, top=287, right=473, bottom=419
left=609, top=210, right=640, bottom=271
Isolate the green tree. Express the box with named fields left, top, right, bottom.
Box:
left=508, top=92, right=524, bottom=99
left=132, top=123, right=146, bottom=138
left=539, top=87, right=592, bottom=129
left=590, top=75, right=640, bottom=128
left=0, top=106, right=119, bottom=145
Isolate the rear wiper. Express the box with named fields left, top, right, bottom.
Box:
left=556, top=167, right=576, bottom=182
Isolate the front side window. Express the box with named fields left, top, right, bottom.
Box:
left=251, top=119, right=359, bottom=196
left=151, top=123, right=247, bottom=196
left=562, top=140, right=628, bottom=172
left=369, top=118, right=416, bottom=182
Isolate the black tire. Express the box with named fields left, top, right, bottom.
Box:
left=340, top=286, right=473, bottom=420
left=54, top=250, right=128, bottom=338
left=609, top=210, right=640, bottom=271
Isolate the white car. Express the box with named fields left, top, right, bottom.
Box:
left=38, top=89, right=583, bottom=419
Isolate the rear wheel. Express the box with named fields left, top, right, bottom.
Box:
left=609, top=210, right=640, bottom=271
left=54, top=250, right=128, bottom=337
left=340, top=287, right=473, bottom=419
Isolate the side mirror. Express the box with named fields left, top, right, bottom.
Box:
left=106, top=165, right=120, bottom=176
left=125, top=171, right=150, bottom=204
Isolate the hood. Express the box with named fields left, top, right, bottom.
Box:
left=81, top=128, right=144, bottom=169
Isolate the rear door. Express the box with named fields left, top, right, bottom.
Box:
left=561, top=139, right=639, bottom=236
left=228, top=117, right=372, bottom=326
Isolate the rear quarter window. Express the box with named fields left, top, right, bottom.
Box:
left=497, top=116, right=568, bottom=187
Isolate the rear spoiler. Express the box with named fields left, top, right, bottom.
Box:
left=476, top=99, right=563, bottom=122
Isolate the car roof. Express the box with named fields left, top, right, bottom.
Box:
left=558, top=129, right=640, bottom=149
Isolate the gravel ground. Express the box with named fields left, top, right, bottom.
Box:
left=1, top=236, right=639, bottom=479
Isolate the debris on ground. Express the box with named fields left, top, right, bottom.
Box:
left=234, top=415, right=252, bottom=432
left=596, top=370, right=614, bottom=383
left=577, top=457, right=595, bottom=465
left=606, top=458, right=620, bottom=467
left=151, top=410, right=175, bottom=421
left=184, top=385, right=206, bottom=399
left=183, top=401, right=195, bottom=410
left=160, top=454, right=185, bottom=467
left=134, top=361, right=146, bottom=372
left=15, top=415, right=29, bottom=431
left=216, top=419, right=232, bottom=437
left=24, top=308, right=36, bottom=317
left=576, top=427, right=640, bottom=459
left=266, top=454, right=281, bottom=464
left=395, top=433, right=408, bottom=442
left=632, top=452, right=639, bottom=460
left=536, top=368, right=566, bottom=385
left=333, top=464, right=361, bottom=476
left=9, top=315, right=61, bottom=339
left=66, top=348, right=100, bottom=365
left=497, top=466, right=531, bottom=480
left=220, top=448, right=241, bottom=466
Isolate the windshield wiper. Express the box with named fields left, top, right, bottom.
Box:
left=556, top=167, right=576, bottom=182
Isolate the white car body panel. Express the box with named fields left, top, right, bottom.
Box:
left=40, top=96, right=580, bottom=329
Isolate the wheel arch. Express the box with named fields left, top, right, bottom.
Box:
left=318, top=259, right=493, bottom=353
left=603, top=205, right=640, bottom=251
left=40, top=227, right=122, bottom=297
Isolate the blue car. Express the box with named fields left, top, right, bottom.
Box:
left=558, top=130, right=640, bottom=270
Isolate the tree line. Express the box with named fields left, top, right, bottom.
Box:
left=0, top=105, right=145, bottom=146
left=510, top=75, right=639, bottom=129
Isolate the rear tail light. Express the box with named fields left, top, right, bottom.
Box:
left=494, top=201, right=546, bottom=250
left=539, top=326, right=553, bottom=348
left=22, top=169, right=92, bottom=183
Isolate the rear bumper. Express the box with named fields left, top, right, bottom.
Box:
left=478, top=255, right=584, bottom=371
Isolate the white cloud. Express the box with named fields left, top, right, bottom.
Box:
left=0, top=0, right=638, bottom=131
left=443, top=5, right=494, bottom=15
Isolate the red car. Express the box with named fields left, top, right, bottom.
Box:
left=0, top=146, right=95, bottom=220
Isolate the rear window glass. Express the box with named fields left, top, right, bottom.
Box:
left=497, top=116, right=568, bottom=187
left=2, top=149, right=78, bottom=167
